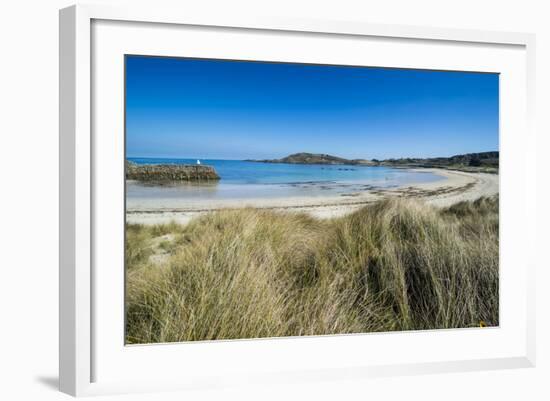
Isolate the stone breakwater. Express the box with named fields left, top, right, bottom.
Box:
left=126, top=161, right=220, bottom=181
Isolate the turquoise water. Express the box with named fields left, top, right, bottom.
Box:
left=127, top=158, right=444, bottom=201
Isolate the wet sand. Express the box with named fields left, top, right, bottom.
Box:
left=126, top=168, right=499, bottom=225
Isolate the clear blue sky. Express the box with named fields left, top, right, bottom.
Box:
left=126, top=55, right=498, bottom=160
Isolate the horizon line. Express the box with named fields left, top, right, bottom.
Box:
left=127, top=150, right=499, bottom=161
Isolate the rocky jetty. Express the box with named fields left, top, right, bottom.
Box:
left=126, top=160, right=220, bottom=181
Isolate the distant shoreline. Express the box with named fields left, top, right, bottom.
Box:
left=126, top=168, right=499, bottom=225
left=244, top=151, right=499, bottom=173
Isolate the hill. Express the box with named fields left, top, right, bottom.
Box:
left=380, top=151, right=499, bottom=170
left=249, top=151, right=498, bottom=172
left=251, top=152, right=355, bottom=165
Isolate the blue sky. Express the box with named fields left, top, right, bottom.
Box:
left=126, top=55, right=498, bottom=160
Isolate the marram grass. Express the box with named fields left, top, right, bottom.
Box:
left=125, top=196, right=499, bottom=344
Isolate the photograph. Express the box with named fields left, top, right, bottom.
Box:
left=124, top=55, right=499, bottom=344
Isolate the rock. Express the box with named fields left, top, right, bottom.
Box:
left=126, top=160, right=220, bottom=181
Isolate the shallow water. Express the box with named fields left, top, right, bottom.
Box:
left=127, top=158, right=444, bottom=201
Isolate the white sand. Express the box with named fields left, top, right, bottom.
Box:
left=126, top=169, right=499, bottom=225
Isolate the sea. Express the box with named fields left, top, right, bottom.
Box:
left=126, top=158, right=444, bottom=201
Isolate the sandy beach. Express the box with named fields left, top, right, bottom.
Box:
left=126, top=168, right=499, bottom=225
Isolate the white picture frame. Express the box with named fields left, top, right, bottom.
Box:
left=59, top=4, right=536, bottom=397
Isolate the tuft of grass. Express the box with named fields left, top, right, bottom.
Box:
left=125, top=196, right=499, bottom=344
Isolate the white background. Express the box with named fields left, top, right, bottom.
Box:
left=0, top=0, right=548, bottom=400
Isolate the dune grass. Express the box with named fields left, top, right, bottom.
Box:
left=125, top=196, right=499, bottom=344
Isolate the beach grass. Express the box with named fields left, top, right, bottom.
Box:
left=125, top=196, right=499, bottom=344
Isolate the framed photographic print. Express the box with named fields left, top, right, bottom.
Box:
left=59, top=4, right=536, bottom=396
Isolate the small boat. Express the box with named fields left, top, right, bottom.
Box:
left=196, top=159, right=201, bottom=165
